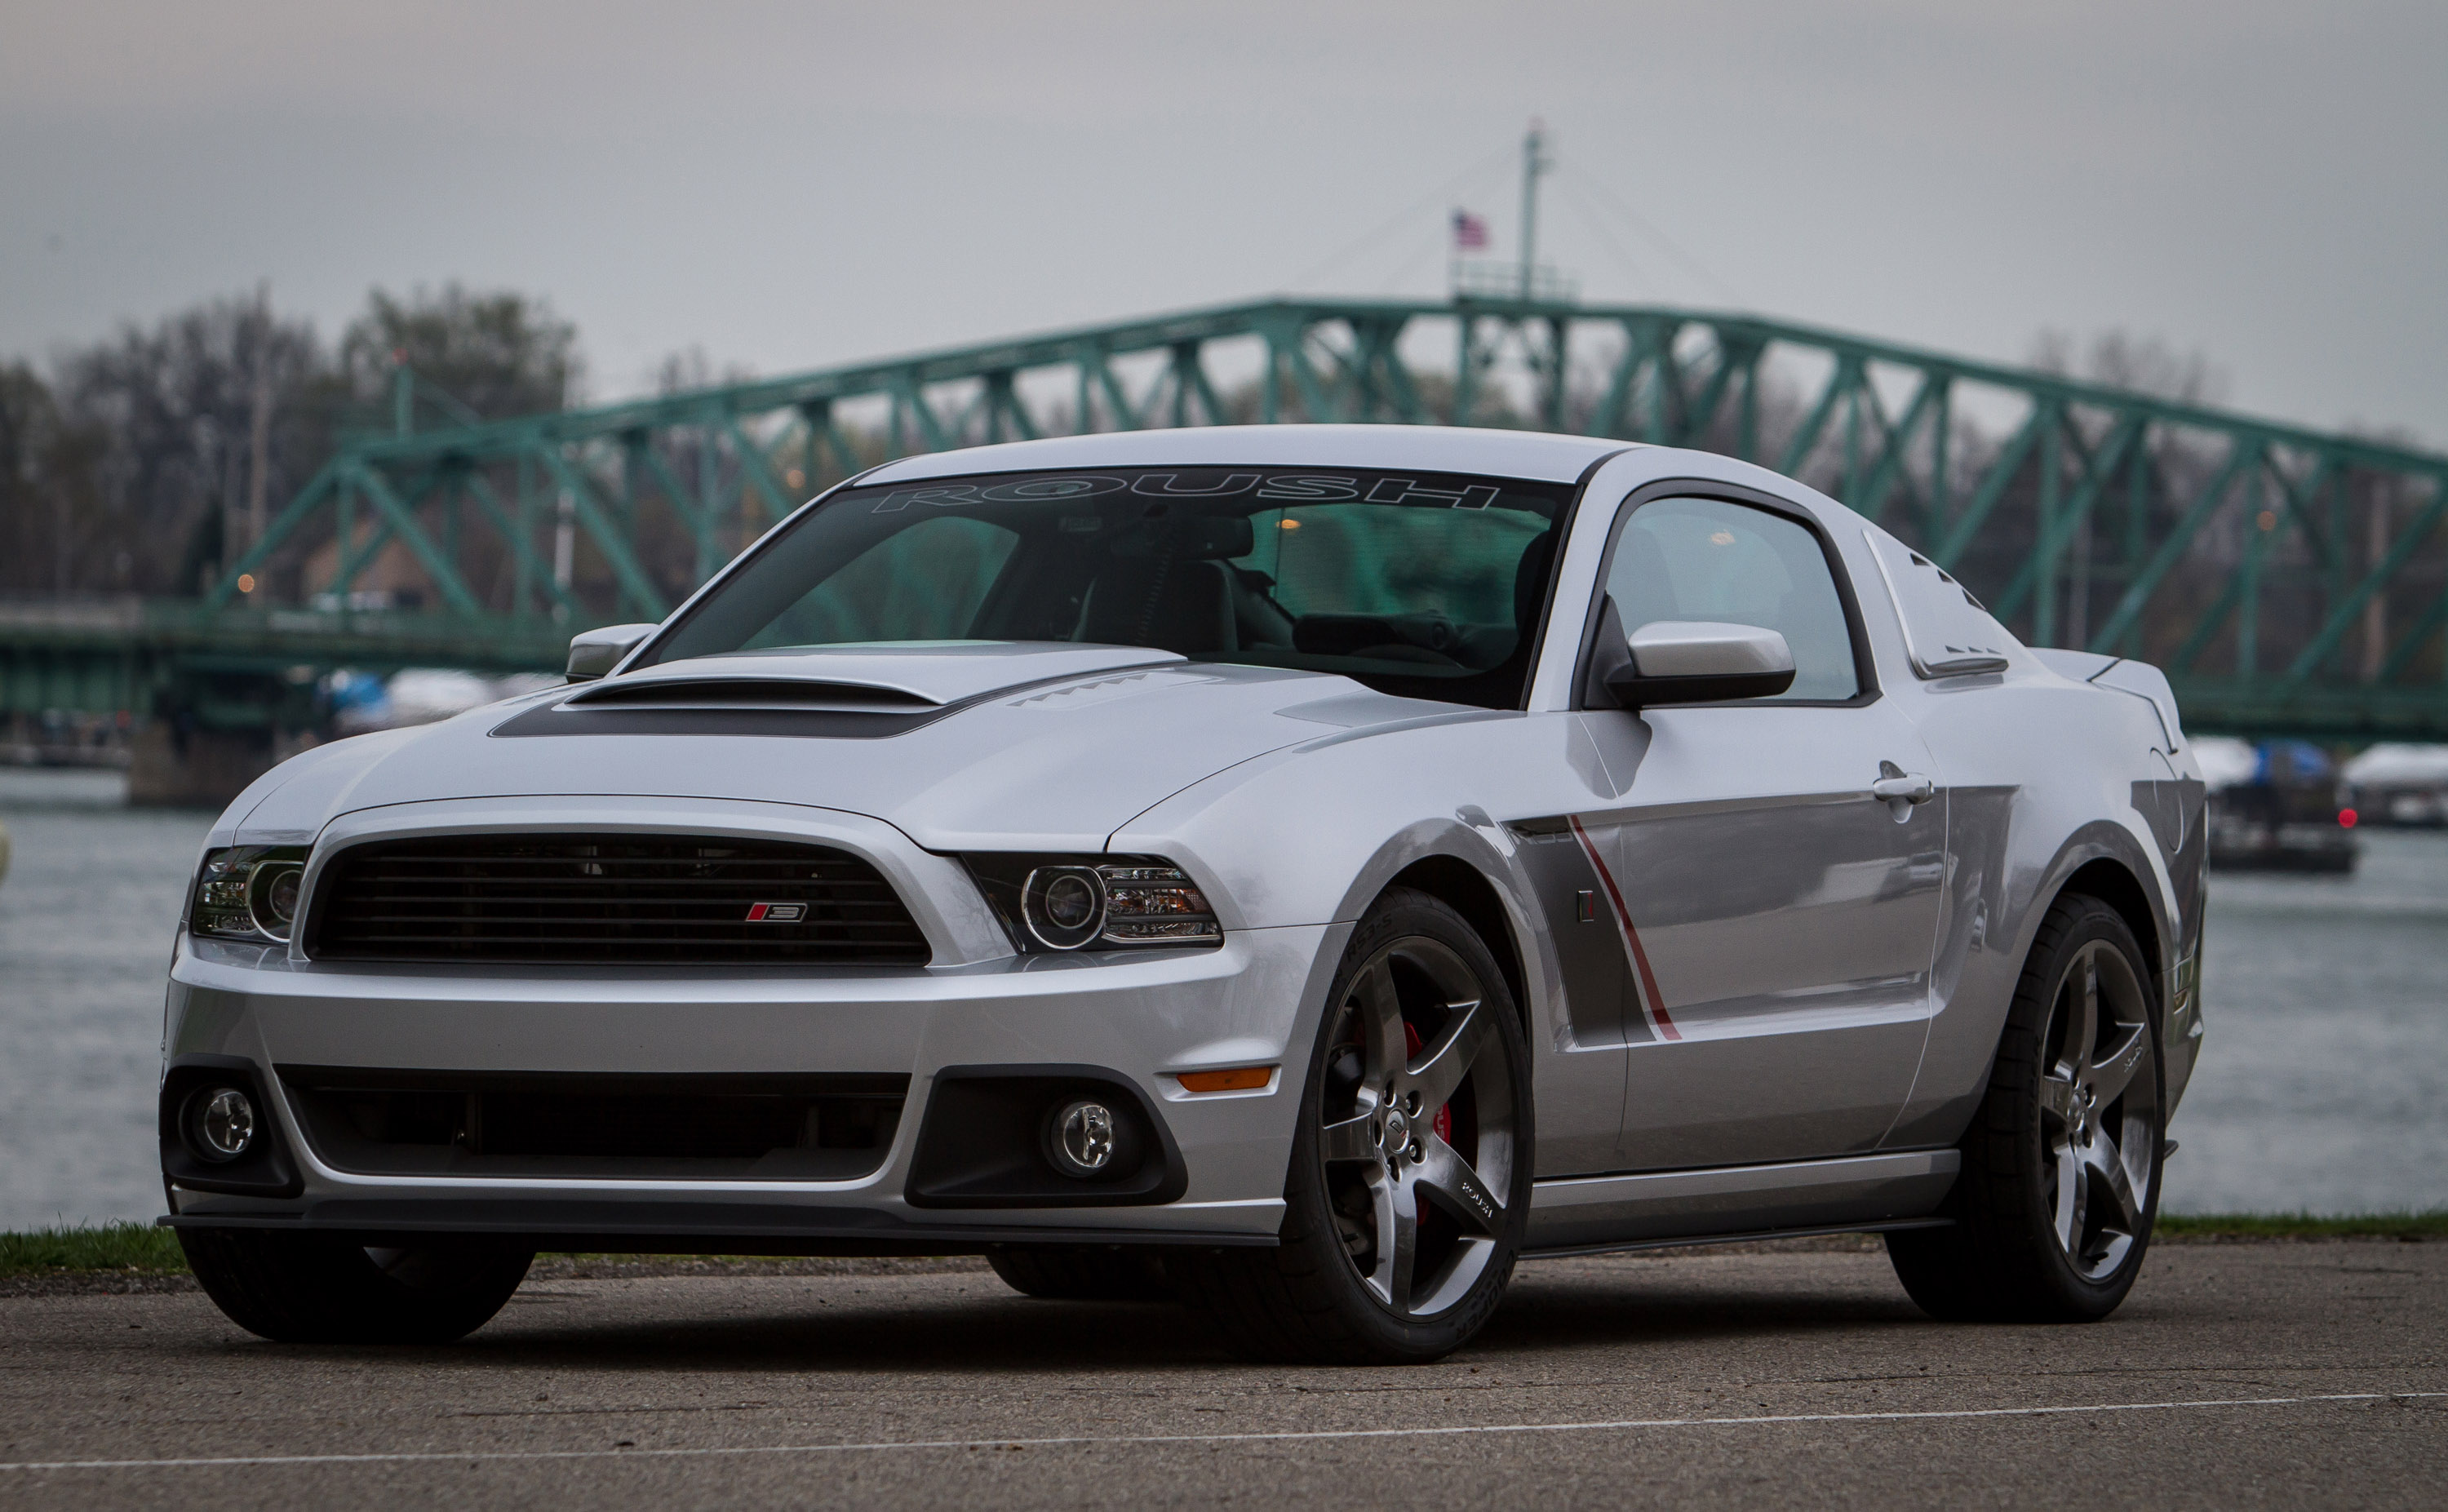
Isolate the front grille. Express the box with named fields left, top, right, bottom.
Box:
left=308, top=833, right=932, bottom=966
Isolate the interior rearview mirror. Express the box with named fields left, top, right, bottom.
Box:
left=1604, top=619, right=1797, bottom=710
left=565, top=623, right=657, bottom=683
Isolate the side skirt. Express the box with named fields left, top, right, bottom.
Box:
left=1523, top=1149, right=1959, bottom=1252
left=1522, top=1217, right=1952, bottom=1262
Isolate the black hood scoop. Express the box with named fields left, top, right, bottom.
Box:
left=560, top=677, right=942, bottom=713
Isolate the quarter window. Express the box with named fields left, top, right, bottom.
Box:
left=1603, top=495, right=1861, bottom=701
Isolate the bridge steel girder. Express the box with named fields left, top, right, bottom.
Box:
left=0, top=598, right=574, bottom=729
left=19, top=291, right=2423, bottom=742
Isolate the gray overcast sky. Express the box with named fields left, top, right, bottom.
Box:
left=5, top=1, right=2444, bottom=442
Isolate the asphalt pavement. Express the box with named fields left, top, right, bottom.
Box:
left=2, top=1239, right=2440, bottom=1509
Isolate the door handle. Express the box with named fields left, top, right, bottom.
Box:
left=1871, top=772, right=1936, bottom=805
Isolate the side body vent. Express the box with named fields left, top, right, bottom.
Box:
left=308, top=833, right=932, bottom=966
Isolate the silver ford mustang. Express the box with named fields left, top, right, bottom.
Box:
left=160, top=426, right=2206, bottom=1363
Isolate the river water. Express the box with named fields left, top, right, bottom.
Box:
left=2, top=766, right=2441, bottom=1229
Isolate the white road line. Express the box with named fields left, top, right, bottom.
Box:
left=3, top=1390, right=2439, bottom=1474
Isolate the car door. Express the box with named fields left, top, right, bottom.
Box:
left=1574, top=490, right=1946, bottom=1170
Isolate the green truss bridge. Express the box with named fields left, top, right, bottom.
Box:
left=6, top=295, right=2446, bottom=799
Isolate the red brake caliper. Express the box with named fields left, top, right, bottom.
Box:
left=1402, top=1021, right=1454, bottom=1142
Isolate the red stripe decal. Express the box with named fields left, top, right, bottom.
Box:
left=745, top=903, right=769, bottom=921
left=1568, top=814, right=1680, bottom=1042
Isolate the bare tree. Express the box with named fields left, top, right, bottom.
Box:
left=38, top=296, right=326, bottom=597
left=339, top=284, right=582, bottom=423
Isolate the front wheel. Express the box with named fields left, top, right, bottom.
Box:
left=178, top=1229, right=533, bottom=1344
left=1176, top=888, right=1532, bottom=1364
left=1887, top=893, right=2165, bottom=1322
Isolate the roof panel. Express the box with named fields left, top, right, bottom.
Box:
left=860, top=425, right=1634, bottom=486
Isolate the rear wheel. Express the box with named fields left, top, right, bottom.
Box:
left=1888, top=893, right=2165, bottom=1322
left=178, top=1229, right=532, bottom=1344
left=1177, top=888, right=1531, bottom=1364
left=987, top=1246, right=1176, bottom=1301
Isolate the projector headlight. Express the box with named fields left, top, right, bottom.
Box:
left=189, top=846, right=309, bottom=943
left=965, top=854, right=1222, bottom=953
left=1024, top=866, right=1107, bottom=950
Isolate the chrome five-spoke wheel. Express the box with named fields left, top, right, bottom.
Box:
left=2039, top=937, right=2160, bottom=1280
left=1317, top=935, right=1519, bottom=1318
left=1175, top=887, right=1531, bottom=1363
left=1886, top=893, right=2166, bottom=1323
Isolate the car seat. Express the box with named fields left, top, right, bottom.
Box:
left=1076, top=515, right=1253, bottom=656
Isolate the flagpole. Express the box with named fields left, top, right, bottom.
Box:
left=1519, top=119, right=1548, bottom=300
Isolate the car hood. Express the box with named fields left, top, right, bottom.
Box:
left=231, top=643, right=1448, bottom=852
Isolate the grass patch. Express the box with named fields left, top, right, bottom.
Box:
left=0, top=1222, right=188, bottom=1278
left=2157, top=1210, right=2448, bottom=1240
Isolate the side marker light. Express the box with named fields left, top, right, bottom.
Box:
left=1176, top=1066, right=1274, bottom=1094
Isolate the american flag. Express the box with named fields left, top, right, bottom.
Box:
left=1452, top=209, right=1489, bottom=251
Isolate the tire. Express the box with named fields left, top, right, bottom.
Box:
left=1176, top=887, right=1532, bottom=1364
left=986, top=1246, right=1177, bottom=1301
left=1887, top=893, right=2166, bottom=1323
left=178, top=1228, right=533, bottom=1344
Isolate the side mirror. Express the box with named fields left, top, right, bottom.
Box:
left=1606, top=619, right=1796, bottom=709
left=565, top=623, right=657, bottom=683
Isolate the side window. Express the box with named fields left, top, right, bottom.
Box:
left=743, top=516, right=1018, bottom=650
left=1603, top=495, right=1861, bottom=701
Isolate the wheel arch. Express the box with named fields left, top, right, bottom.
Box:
left=2053, top=855, right=2166, bottom=993
left=1383, top=854, right=1532, bottom=1031
left=1989, top=818, right=2176, bottom=1009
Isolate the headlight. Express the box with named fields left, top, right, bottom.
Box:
left=965, top=854, right=1222, bottom=953
left=189, top=846, right=308, bottom=943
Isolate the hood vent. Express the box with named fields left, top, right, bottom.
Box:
left=561, top=677, right=942, bottom=713
left=493, top=646, right=1190, bottom=741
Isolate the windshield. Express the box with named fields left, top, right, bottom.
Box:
left=641, top=466, right=1578, bottom=708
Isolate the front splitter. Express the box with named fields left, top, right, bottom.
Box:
left=160, top=1196, right=1278, bottom=1257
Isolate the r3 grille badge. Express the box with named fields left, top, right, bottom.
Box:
left=743, top=902, right=807, bottom=922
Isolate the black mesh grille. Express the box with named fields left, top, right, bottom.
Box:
left=308, top=834, right=931, bottom=966
left=277, top=1067, right=908, bottom=1182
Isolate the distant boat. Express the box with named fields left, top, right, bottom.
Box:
left=2342, top=743, right=2448, bottom=828
left=2198, top=738, right=2359, bottom=875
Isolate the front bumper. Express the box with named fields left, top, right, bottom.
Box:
left=162, top=920, right=1343, bottom=1252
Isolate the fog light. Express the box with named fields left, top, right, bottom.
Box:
left=195, top=1088, right=255, bottom=1160
left=1049, top=1099, right=1115, bottom=1177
